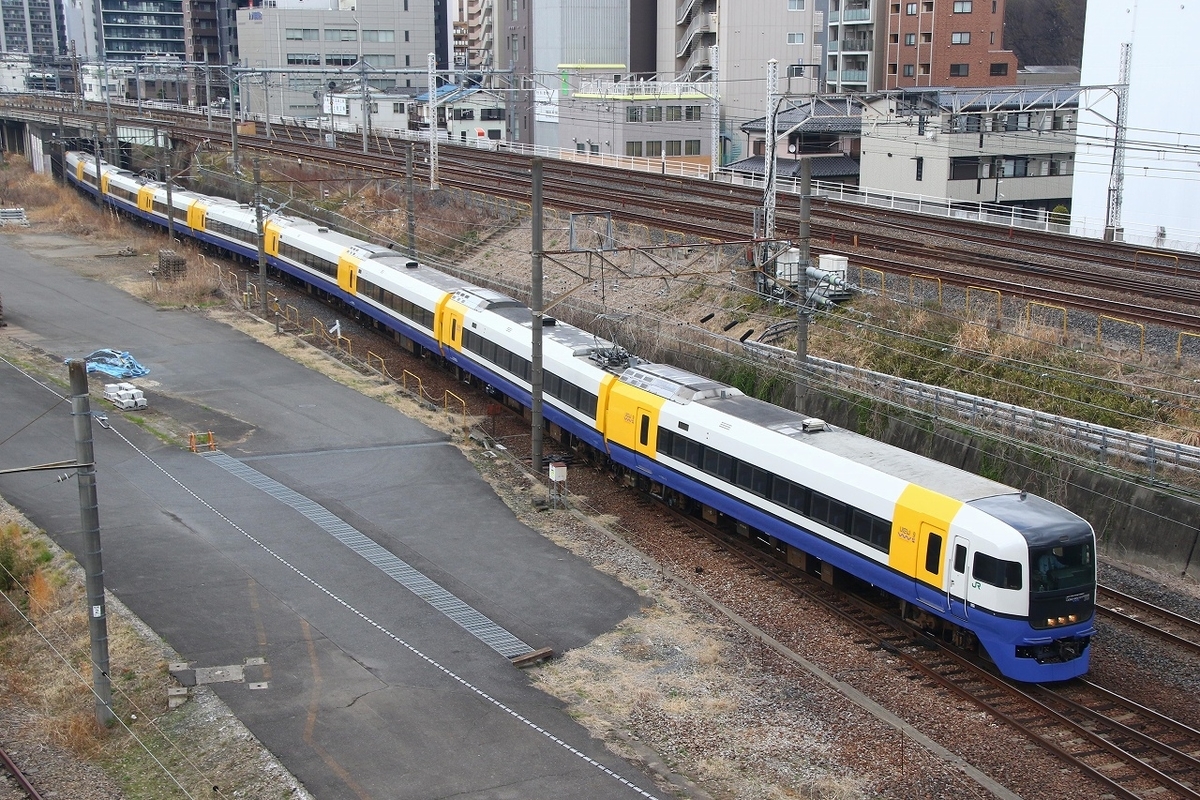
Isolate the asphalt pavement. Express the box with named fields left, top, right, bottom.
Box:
left=0, top=236, right=663, bottom=800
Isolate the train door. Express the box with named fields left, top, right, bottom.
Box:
left=634, top=406, right=655, bottom=473
left=917, top=523, right=948, bottom=611
left=948, top=535, right=970, bottom=620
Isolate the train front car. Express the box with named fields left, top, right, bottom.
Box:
left=967, top=493, right=1095, bottom=681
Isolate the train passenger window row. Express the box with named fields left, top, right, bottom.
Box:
left=109, top=186, right=137, bottom=204
left=81, top=171, right=97, bottom=187
left=357, top=278, right=434, bottom=329
left=151, top=201, right=188, bottom=222
left=657, top=427, right=892, bottom=553
left=278, top=241, right=337, bottom=277
left=208, top=218, right=259, bottom=248
left=461, top=329, right=598, bottom=418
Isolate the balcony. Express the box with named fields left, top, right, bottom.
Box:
left=837, top=37, right=872, bottom=52
left=842, top=6, right=871, bottom=22
left=676, top=11, right=715, bottom=58
left=838, top=69, right=868, bottom=83
left=675, top=0, right=700, bottom=26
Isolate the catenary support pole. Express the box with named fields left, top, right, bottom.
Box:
left=229, top=65, right=240, bottom=203
left=68, top=359, right=114, bottom=728
left=796, top=157, right=811, bottom=413
left=530, top=158, right=544, bottom=477
left=405, top=144, right=417, bottom=257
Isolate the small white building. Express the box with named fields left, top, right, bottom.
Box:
left=327, top=84, right=417, bottom=134
left=81, top=64, right=133, bottom=103
left=415, top=84, right=507, bottom=142
left=0, top=55, right=32, bottom=93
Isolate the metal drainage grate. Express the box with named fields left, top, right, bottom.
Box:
left=201, top=451, right=532, bottom=659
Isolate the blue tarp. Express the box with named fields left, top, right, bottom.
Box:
left=70, top=349, right=150, bottom=379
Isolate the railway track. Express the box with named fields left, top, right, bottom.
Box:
left=1098, top=584, right=1200, bottom=654
left=0, top=744, right=43, bottom=800
left=643, top=498, right=1200, bottom=800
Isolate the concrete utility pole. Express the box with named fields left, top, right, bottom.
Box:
left=68, top=359, right=113, bottom=728
left=405, top=144, right=417, bottom=257
left=796, top=157, right=811, bottom=413
left=155, top=126, right=174, bottom=243
left=709, top=45, right=720, bottom=176
left=228, top=65, right=240, bottom=203
left=530, top=158, right=545, bottom=476
left=90, top=124, right=102, bottom=207
left=255, top=159, right=267, bottom=314
left=763, top=58, right=779, bottom=246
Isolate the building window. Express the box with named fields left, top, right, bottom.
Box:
left=325, top=28, right=356, bottom=41
left=645, top=106, right=663, bottom=122
left=949, top=63, right=969, bottom=76
left=666, top=106, right=682, bottom=121
left=990, top=62, right=1009, bottom=76
left=891, top=3, right=900, bottom=12
left=922, top=31, right=932, bottom=42
left=576, top=143, right=585, bottom=152
left=665, top=140, right=682, bottom=156
left=903, top=64, right=914, bottom=77
left=951, top=32, right=970, bottom=44
left=646, top=140, right=662, bottom=157
left=363, top=30, right=395, bottom=42
left=685, top=105, right=702, bottom=121
left=405, top=55, right=411, bottom=66
left=889, top=33, right=898, bottom=43
left=992, top=0, right=997, bottom=10
left=626, top=141, right=643, bottom=157
left=904, top=33, right=915, bottom=45
left=287, top=53, right=319, bottom=65
left=905, top=2, right=916, bottom=13
left=787, top=32, right=804, bottom=44
left=919, top=63, right=931, bottom=75
left=404, top=30, right=410, bottom=42
left=403, top=0, right=408, bottom=8
left=627, top=106, right=642, bottom=122
left=365, top=54, right=396, bottom=67
left=923, top=1, right=933, bottom=10
left=685, top=139, right=701, bottom=155
left=285, top=28, right=318, bottom=40
left=953, top=0, right=972, bottom=10
left=788, top=0, right=805, bottom=9
left=888, top=63, right=898, bottom=75
left=590, top=144, right=599, bottom=154
left=915, top=156, right=923, bottom=181
left=325, top=53, right=356, bottom=66
left=392, top=102, right=405, bottom=113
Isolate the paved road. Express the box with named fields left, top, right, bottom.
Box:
left=0, top=236, right=662, bottom=800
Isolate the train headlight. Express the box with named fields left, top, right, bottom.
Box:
left=1057, top=616, right=1068, bottom=625
left=1067, top=614, right=1078, bottom=623
left=1046, top=618, right=1057, bottom=627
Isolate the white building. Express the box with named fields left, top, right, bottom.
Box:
left=327, top=84, right=416, bottom=132
left=859, top=88, right=1078, bottom=215
left=1072, top=2, right=1200, bottom=247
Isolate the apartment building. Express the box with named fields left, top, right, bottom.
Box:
left=882, top=0, right=1015, bottom=89
left=1, top=0, right=66, bottom=57
left=859, top=87, right=1078, bottom=213
left=665, top=0, right=826, bottom=165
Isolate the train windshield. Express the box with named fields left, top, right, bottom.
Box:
left=1030, top=542, right=1094, bottom=593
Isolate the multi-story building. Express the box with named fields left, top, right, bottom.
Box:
left=98, top=0, right=186, bottom=61
left=462, top=0, right=493, bottom=73
left=664, top=0, right=826, bottom=165
left=1, top=0, right=66, bottom=57
left=825, top=0, right=879, bottom=93
left=235, top=0, right=442, bottom=119
left=882, top=0, right=1016, bottom=89
left=859, top=87, right=1078, bottom=214
left=553, top=71, right=711, bottom=166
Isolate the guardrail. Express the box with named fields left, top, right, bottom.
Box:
left=743, top=340, right=1200, bottom=477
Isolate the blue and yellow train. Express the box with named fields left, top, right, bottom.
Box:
left=65, top=150, right=1097, bottom=682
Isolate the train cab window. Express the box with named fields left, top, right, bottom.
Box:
left=954, top=544, right=967, bottom=573
left=925, top=533, right=943, bottom=575
left=639, top=414, right=650, bottom=446
left=973, top=552, right=1022, bottom=590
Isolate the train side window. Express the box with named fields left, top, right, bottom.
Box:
left=717, top=453, right=735, bottom=482
left=672, top=433, right=688, bottom=460
left=657, top=428, right=673, bottom=454
left=954, top=544, right=967, bottom=572
left=703, top=448, right=720, bottom=475
left=685, top=439, right=703, bottom=467
left=639, top=414, right=650, bottom=446
left=789, top=483, right=810, bottom=515
left=826, top=499, right=847, bottom=532
left=925, top=533, right=943, bottom=574
left=770, top=475, right=791, bottom=506
left=751, top=467, right=770, bottom=497
left=810, top=492, right=830, bottom=525
left=735, top=462, right=754, bottom=491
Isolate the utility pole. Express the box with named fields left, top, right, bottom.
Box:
left=204, top=47, right=213, bottom=129
left=709, top=45, right=720, bottom=176
left=90, top=124, right=102, bottom=207
left=155, top=126, right=174, bottom=243
left=405, top=144, right=417, bottom=257
left=796, top=157, right=811, bottom=413
left=763, top=58, right=779, bottom=247
left=530, top=158, right=544, bottom=476
left=254, top=159, right=267, bottom=314
left=228, top=64, right=240, bottom=202
left=68, top=359, right=114, bottom=728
